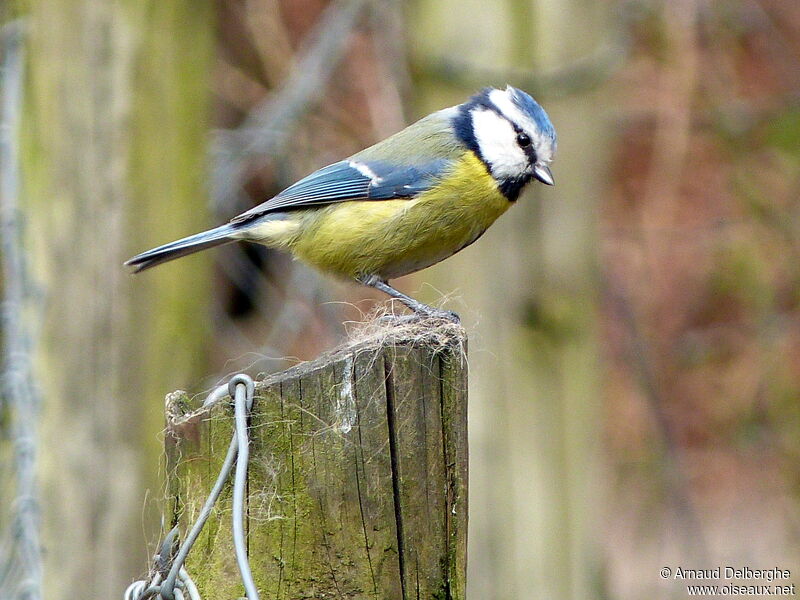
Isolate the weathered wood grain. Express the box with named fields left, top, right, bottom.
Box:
left=166, top=323, right=468, bottom=599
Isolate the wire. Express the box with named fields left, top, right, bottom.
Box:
left=126, top=374, right=258, bottom=600
left=229, top=375, right=259, bottom=600
left=158, top=431, right=237, bottom=600
left=0, top=19, right=43, bottom=600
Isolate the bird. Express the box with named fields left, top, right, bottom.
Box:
left=125, top=86, right=556, bottom=320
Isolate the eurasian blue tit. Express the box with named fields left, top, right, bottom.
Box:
left=126, top=86, right=556, bottom=319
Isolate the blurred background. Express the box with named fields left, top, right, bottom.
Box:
left=1, top=0, right=799, bottom=598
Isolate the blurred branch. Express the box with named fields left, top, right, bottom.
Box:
left=211, top=0, right=373, bottom=214
left=409, top=27, right=629, bottom=98
left=243, top=0, right=294, bottom=87
left=751, top=0, right=800, bottom=63
left=603, top=271, right=709, bottom=566
left=255, top=263, right=340, bottom=357
left=639, top=0, right=698, bottom=235
left=363, top=0, right=410, bottom=136
left=0, top=19, right=44, bottom=600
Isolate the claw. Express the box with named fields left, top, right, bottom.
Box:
left=416, top=306, right=460, bottom=323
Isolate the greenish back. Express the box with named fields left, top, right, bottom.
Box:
left=350, top=107, right=464, bottom=164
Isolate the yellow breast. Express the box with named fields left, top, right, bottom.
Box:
left=252, top=152, right=512, bottom=280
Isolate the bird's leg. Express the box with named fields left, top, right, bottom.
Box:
left=357, top=275, right=460, bottom=323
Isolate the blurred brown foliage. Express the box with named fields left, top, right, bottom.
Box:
left=603, top=0, right=800, bottom=592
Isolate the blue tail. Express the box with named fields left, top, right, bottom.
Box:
left=125, top=223, right=236, bottom=273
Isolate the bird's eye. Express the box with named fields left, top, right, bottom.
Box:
left=516, top=132, right=531, bottom=147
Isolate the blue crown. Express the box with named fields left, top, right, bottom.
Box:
left=460, top=86, right=556, bottom=143
left=506, top=86, right=556, bottom=141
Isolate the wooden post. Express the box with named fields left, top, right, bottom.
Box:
left=165, top=322, right=468, bottom=600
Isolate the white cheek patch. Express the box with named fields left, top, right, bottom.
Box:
left=471, top=108, right=528, bottom=179
left=488, top=88, right=555, bottom=163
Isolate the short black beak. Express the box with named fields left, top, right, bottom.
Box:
left=533, top=164, right=554, bottom=186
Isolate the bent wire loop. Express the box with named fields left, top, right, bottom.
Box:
left=124, top=374, right=259, bottom=600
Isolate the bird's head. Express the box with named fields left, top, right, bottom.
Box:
left=454, top=86, right=556, bottom=199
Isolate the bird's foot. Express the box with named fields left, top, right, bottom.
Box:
left=357, top=274, right=460, bottom=324
left=376, top=312, right=420, bottom=326
left=412, top=304, right=460, bottom=323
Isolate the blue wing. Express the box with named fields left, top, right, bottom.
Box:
left=230, top=159, right=451, bottom=224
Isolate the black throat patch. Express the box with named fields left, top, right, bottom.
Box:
left=498, top=173, right=533, bottom=202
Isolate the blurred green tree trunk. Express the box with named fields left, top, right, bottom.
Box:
left=22, top=0, right=212, bottom=596
left=410, top=0, right=609, bottom=598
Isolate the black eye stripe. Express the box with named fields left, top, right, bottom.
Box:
left=518, top=132, right=537, bottom=163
